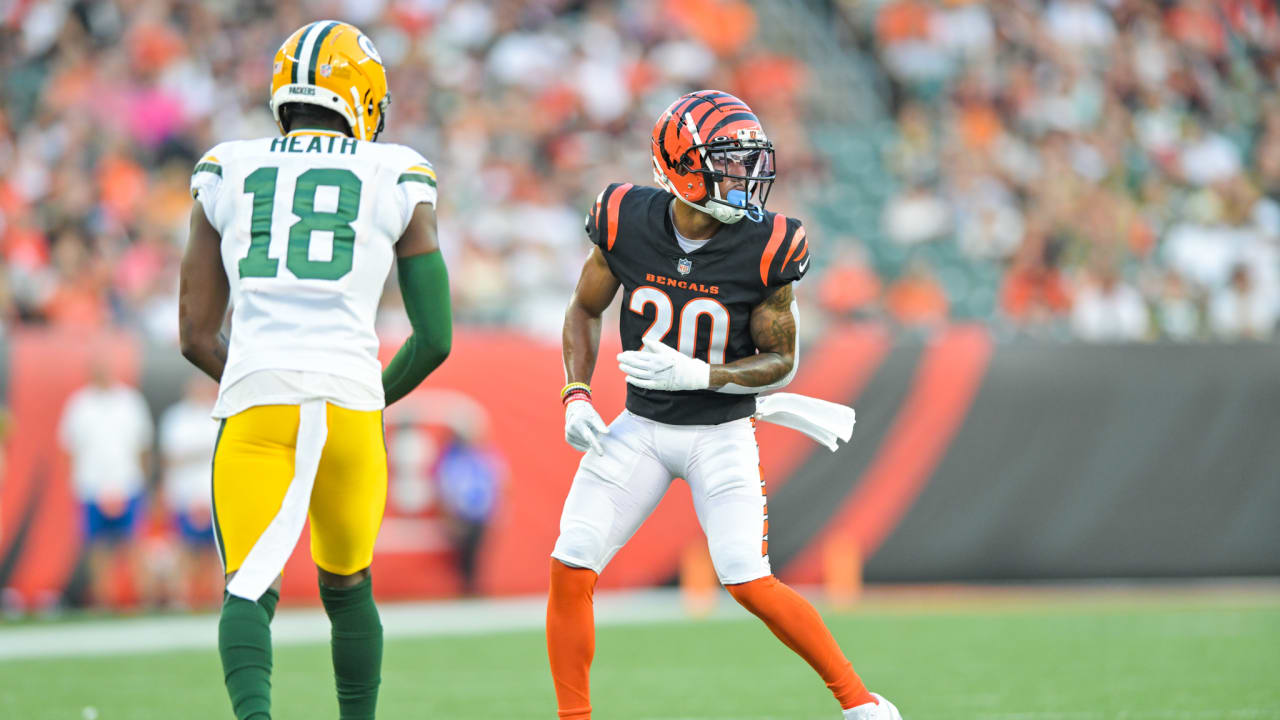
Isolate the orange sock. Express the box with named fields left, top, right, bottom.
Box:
left=727, top=575, right=875, bottom=710
left=547, top=559, right=598, bottom=720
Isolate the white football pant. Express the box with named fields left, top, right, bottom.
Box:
left=552, top=410, right=770, bottom=585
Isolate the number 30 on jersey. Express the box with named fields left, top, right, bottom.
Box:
left=629, top=288, right=730, bottom=364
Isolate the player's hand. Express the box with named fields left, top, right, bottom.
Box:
left=564, top=398, right=608, bottom=454
left=617, top=337, right=711, bottom=392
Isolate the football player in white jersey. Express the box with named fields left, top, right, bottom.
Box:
left=178, top=21, right=451, bottom=720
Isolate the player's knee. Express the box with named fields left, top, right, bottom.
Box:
left=725, top=574, right=777, bottom=609
left=549, top=557, right=599, bottom=594
left=709, top=542, right=770, bottom=587
left=317, top=565, right=370, bottom=589
left=551, top=522, right=608, bottom=572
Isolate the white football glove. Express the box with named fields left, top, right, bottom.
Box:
left=564, top=398, right=608, bottom=454
left=617, top=337, right=711, bottom=392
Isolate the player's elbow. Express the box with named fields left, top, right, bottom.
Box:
left=774, top=352, right=798, bottom=388
left=566, top=295, right=606, bottom=323
left=179, top=337, right=207, bottom=366
left=777, top=351, right=796, bottom=375
left=177, top=325, right=203, bottom=364
left=428, top=337, right=452, bottom=366
left=421, top=332, right=451, bottom=370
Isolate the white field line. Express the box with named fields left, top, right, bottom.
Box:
left=640, top=707, right=1280, bottom=712
left=1, top=579, right=1276, bottom=663
left=0, top=588, right=750, bottom=661
left=962, top=707, right=1280, bottom=712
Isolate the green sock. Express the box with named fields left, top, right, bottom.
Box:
left=320, top=576, right=383, bottom=720
left=218, top=588, right=279, bottom=720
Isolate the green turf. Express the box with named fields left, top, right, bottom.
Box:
left=1, top=598, right=1278, bottom=719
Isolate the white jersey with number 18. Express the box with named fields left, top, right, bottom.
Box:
left=189, top=129, right=438, bottom=418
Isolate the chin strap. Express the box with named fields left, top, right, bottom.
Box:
left=670, top=185, right=747, bottom=224
left=654, top=158, right=755, bottom=224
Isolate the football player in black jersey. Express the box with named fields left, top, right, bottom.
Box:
left=545, top=91, right=901, bottom=720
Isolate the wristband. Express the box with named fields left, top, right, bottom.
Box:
left=563, top=390, right=591, bottom=406
left=561, top=382, right=591, bottom=400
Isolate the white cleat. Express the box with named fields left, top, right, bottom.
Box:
left=842, top=693, right=902, bottom=720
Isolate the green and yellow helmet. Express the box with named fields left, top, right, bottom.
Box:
left=269, top=20, right=390, bottom=141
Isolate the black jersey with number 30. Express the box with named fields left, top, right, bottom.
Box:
left=586, top=183, right=810, bottom=425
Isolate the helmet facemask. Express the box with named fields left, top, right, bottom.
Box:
left=695, top=134, right=775, bottom=223
left=678, top=121, right=775, bottom=224
left=371, top=93, right=390, bottom=141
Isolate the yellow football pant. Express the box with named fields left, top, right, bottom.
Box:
left=212, top=403, right=387, bottom=577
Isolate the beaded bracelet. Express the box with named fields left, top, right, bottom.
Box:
left=561, top=382, right=591, bottom=405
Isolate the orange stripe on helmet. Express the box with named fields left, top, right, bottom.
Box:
left=606, top=183, right=634, bottom=251
left=759, top=213, right=789, bottom=285
left=780, top=226, right=807, bottom=269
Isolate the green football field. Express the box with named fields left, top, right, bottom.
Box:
left=2, top=589, right=1278, bottom=720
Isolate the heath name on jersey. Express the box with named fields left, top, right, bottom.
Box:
left=189, top=131, right=438, bottom=414
left=587, top=182, right=809, bottom=425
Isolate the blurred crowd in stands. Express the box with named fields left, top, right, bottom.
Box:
left=1, top=0, right=1278, bottom=342
left=854, top=0, right=1280, bottom=339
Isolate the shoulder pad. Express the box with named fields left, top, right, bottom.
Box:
left=191, top=147, right=225, bottom=179
left=376, top=143, right=436, bottom=187
left=586, top=182, right=637, bottom=251
left=190, top=143, right=232, bottom=200
left=759, top=214, right=809, bottom=286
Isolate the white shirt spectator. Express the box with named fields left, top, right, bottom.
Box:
left=1071, top=277, right=1148, bottom=341
left=932, top=3, right=995, bottom=58
left=1180, top=132, right=1242, bottom=186
left=883, top=187, right=951, bottom=245
left=59, top=383, right=153, bottom=504
left=1209, top=267, right=1279, bottom=339
left=1045, top=0, right=1116, bottom=50
left=159, top=398, right=218, bottom=516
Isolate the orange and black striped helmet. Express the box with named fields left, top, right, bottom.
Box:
left=651, top=90, right=775, bottom=224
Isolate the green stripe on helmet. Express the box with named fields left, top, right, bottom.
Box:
left=307, top=21, right=340, bottom=85
left=289, top=22, right=319, bottom=85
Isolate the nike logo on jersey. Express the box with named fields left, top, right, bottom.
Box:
left=644, top=273, right=720, bottom=295
left=798, top=258, right=810, bottom=273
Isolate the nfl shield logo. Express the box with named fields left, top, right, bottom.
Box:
left=677, top=257, right=693, bottom=276
left=319, top=63, right=333, bottom=78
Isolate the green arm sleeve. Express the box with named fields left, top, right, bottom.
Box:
left=382, top=250, right=452, bottom=405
